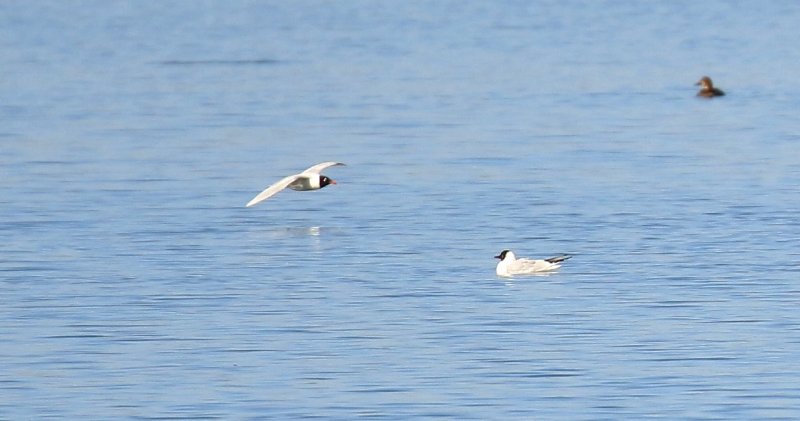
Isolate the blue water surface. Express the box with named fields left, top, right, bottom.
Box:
left=2, top=1, right=800, bottom=419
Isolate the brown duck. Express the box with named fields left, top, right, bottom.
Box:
left=695, top=76, right=725, bottom=98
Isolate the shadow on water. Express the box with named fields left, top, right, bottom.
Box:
left=157, top=58, right=283, bottom=66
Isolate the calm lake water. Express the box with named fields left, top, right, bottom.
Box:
left=2, top=1, right=800, bottom=419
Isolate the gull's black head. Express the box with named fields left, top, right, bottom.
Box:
left=319, top=175, right=337, bottom=188
left=494, top=249, right=510, bottom=260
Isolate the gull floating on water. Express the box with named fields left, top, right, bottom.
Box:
left=494, top=250, right=571, bottom=277
left=246, top=162, right=345, bottom=207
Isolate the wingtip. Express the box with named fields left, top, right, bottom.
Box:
left=546, top=254, right=573, bottom=264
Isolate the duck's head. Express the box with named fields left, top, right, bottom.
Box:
left=695, top=76, right=714, bottom=89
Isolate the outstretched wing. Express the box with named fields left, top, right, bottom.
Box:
left=301, top=161, right=345, bottom=175
left=245, top=174, right=301, bottom=207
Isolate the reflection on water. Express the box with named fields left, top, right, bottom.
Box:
left=264, top=225, right=328, bottom=238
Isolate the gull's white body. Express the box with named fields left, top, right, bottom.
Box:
left=246, top=162, right=345, bottom=207
left=495, top=250, right=571, bottom=277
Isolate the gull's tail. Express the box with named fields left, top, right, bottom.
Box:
left=545, top=255, right=572, bottom=264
